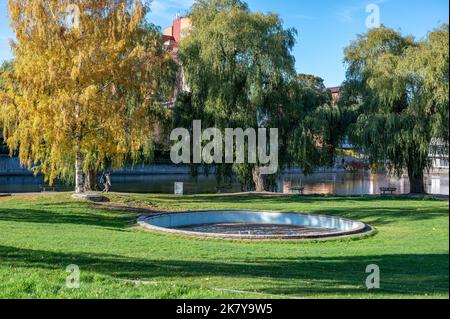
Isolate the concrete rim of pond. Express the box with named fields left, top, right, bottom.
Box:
left=137, top=210, right=372, bottom=241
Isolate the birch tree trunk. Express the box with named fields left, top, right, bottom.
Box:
left=74, top=103, right=85, bottom=193
left=75, top=150, right=85, bottom=193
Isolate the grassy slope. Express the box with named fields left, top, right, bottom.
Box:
left=0, top=193, right=448, bottom=299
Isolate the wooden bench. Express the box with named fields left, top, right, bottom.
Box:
left=380, top=187, right=397, bottom=195
left=289, top=186, right=305, bottom=195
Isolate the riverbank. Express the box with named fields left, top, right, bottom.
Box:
left=6, top=191, right=450, bottom=202
left=1, top=171, right=449, bottom=195
left=0, top=193, right=448, bottom=298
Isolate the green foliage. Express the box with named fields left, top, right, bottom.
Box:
left=341, top=25, right=449, bottom=193
left=296, top=74, right=330, bottom=107
left=294, top=74, right=350, bottom=167
left=181, top=0, right=297, bottom=127
left=176, top=0, right=332, bottom=190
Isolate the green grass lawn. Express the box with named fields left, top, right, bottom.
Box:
left=0, top=193, right=448, bottom=299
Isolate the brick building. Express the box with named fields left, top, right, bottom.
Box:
left=163, top=15, right=192, bottom=45
left=163, top=15, right=192, bottom=104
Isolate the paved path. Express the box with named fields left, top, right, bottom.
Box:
left=2, top=191, right=448, bottom=201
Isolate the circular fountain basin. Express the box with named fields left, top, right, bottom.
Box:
left=137, top=210, right=370, bottom=240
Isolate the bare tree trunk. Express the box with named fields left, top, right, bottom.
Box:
left=75, top=150, right=85, bottom=193
left=409, top=169, right=426, bottom=194
left=84, top=168, right=97, bottom=191
left=252, top=167, right=267, bottom=192
left=74, top=102, right=85, bottom=194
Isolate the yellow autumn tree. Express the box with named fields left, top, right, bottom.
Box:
left=0, top=0, right=174, bottom=192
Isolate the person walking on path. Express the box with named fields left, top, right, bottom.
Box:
left=101, top=172, right=112, bottom=193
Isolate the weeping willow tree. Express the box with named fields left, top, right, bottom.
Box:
left=176, top=0, right=329, bottom=192
left=342, top=25, right=449, bottom=194
left=0, top=0, right=174, bottom=192
left=295, top=74, right=350, bottom=167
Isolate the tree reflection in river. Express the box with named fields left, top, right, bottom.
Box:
left=1, top=171, right=448, bottom=195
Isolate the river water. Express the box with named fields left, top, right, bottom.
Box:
left=0, top=171, right=448, bottom=195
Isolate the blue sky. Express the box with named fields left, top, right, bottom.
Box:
left=0, top=0, right=448, bottom=87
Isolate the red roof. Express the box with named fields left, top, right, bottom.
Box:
left=163, top=35, right=176, bottom=42
left=328, top=87, right=341, bottom=94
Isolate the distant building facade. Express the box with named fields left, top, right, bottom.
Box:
left=163, top=15, right=192, bottom=106
left=328, top=86, right=341, bottom=105
left=163, top=15, right=192, bottom=45
left=430, top=139, right=449, bottom=171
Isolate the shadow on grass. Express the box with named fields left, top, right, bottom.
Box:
left=0, top=245, right=447, bottom=297
left=1, top=195, right=447, bottom=229
left=310, top=206, right=449, bottom=226
left=0, top=205, right=133, bottom=229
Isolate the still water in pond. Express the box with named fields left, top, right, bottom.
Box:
left=0, top=171, right=448, bottom=195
